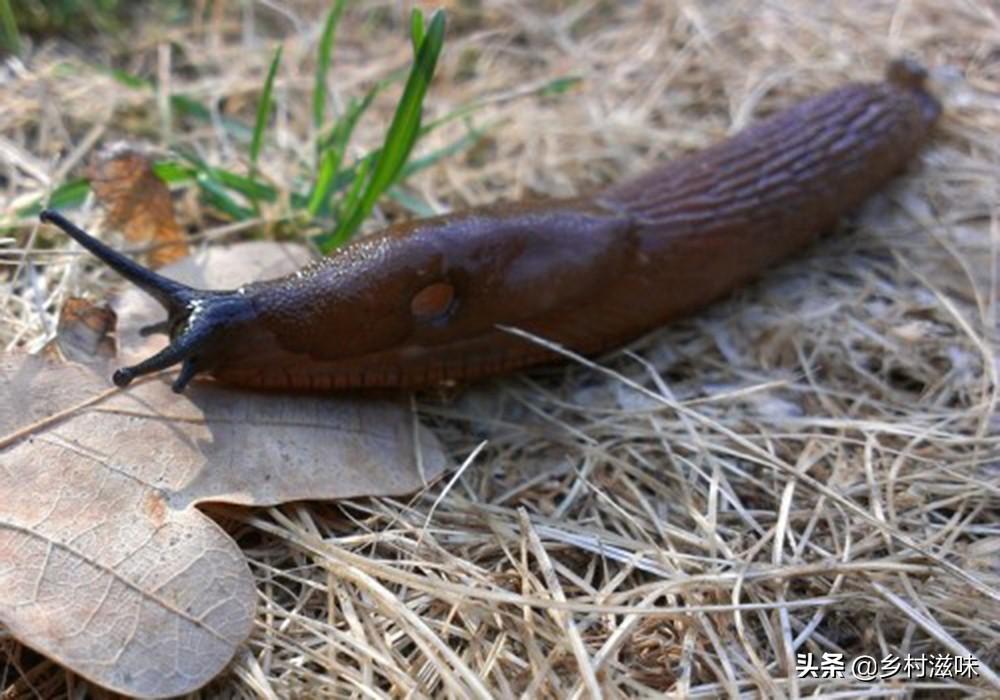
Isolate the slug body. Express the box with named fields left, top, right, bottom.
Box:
left=42, top=61, right=940, bottom=393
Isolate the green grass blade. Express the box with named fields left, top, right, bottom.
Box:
left=250, top=45, right=283, bottom=172
left=308, top=81, right=387, bottom=217
left=196, top=171, right=255, bottom=220
left=175, top=151, right=256, bottom=220
left=314, top=0, right=347, bottom=131
left=108, top=67, right=150, bottom=89
left=334, top=154, right=372, bottom=225
left=378, top=9, right=445, bottom=188
left=409, top=8, right=425, bottom=54
left=178, top=151, right=278, bottom=206
left=311, top=121, right=483, bottom=228
left=0, top=0, right=21, bottom=56
left=311, top=154, right=371, bottom=250
left=310, top=90, right=489, bottom=219
left=328, top=9, right=446, bottom=248
left=307, top=148, right=340, bottom=217
left=15, top=179, right=90, bottom=219
left=46, top=179, right=92, bottom=210
left=539, top=75, right=582, bottom=96
left=213, top=169, right=278, bottom=202
left=151, top=160, right=196, bottom=184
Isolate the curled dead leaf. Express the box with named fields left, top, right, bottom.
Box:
left=47, top=296, right=117, bottom=363
left=88, top=144, right=188, bottom=267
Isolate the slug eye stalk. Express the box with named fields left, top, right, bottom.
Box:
left=41, top=210, right=250, bottom=393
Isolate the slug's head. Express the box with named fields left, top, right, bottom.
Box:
left=41, top=210, right=254, bottom=393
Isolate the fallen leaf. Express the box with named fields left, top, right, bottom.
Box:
left=0, top=355, right=257, bottom=698
left=46, top=296, right=117, bottom=362
left=0, top=241, right=449, bottom=697
left=88, top=144, right=189, bottom=267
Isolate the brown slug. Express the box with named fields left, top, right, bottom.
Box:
left=41, top=60, right=940, bottom=393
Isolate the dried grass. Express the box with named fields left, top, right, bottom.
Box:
left=2, top=0, right=999, bottom=697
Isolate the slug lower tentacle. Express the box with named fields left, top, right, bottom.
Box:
left=42, top=60, right=940, bottom=393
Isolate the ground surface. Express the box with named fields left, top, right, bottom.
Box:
left=2, top=0, right=999, bottom=697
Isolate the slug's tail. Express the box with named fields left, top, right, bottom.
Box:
left=41, top=210, right=247, bottom=392
left=598, top=59, right=940, bottom=235
left=886, top=57, right=941, bottom=127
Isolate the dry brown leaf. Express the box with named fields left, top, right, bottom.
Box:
left=88, top=144, right=189, bottom=267
left=0, top=355, right=256, bottom=698
left=47, top=297, right=117, bottom=363
left=0, top=241, right=449, bottom=697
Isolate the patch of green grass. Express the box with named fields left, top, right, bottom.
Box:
left=317, top=8, right=447, bottom=251
left=307, top=77, right=391, bottom=218
left=23, top=7, right=578, bottom=251
left=26, top=7, right=456, bottom=247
